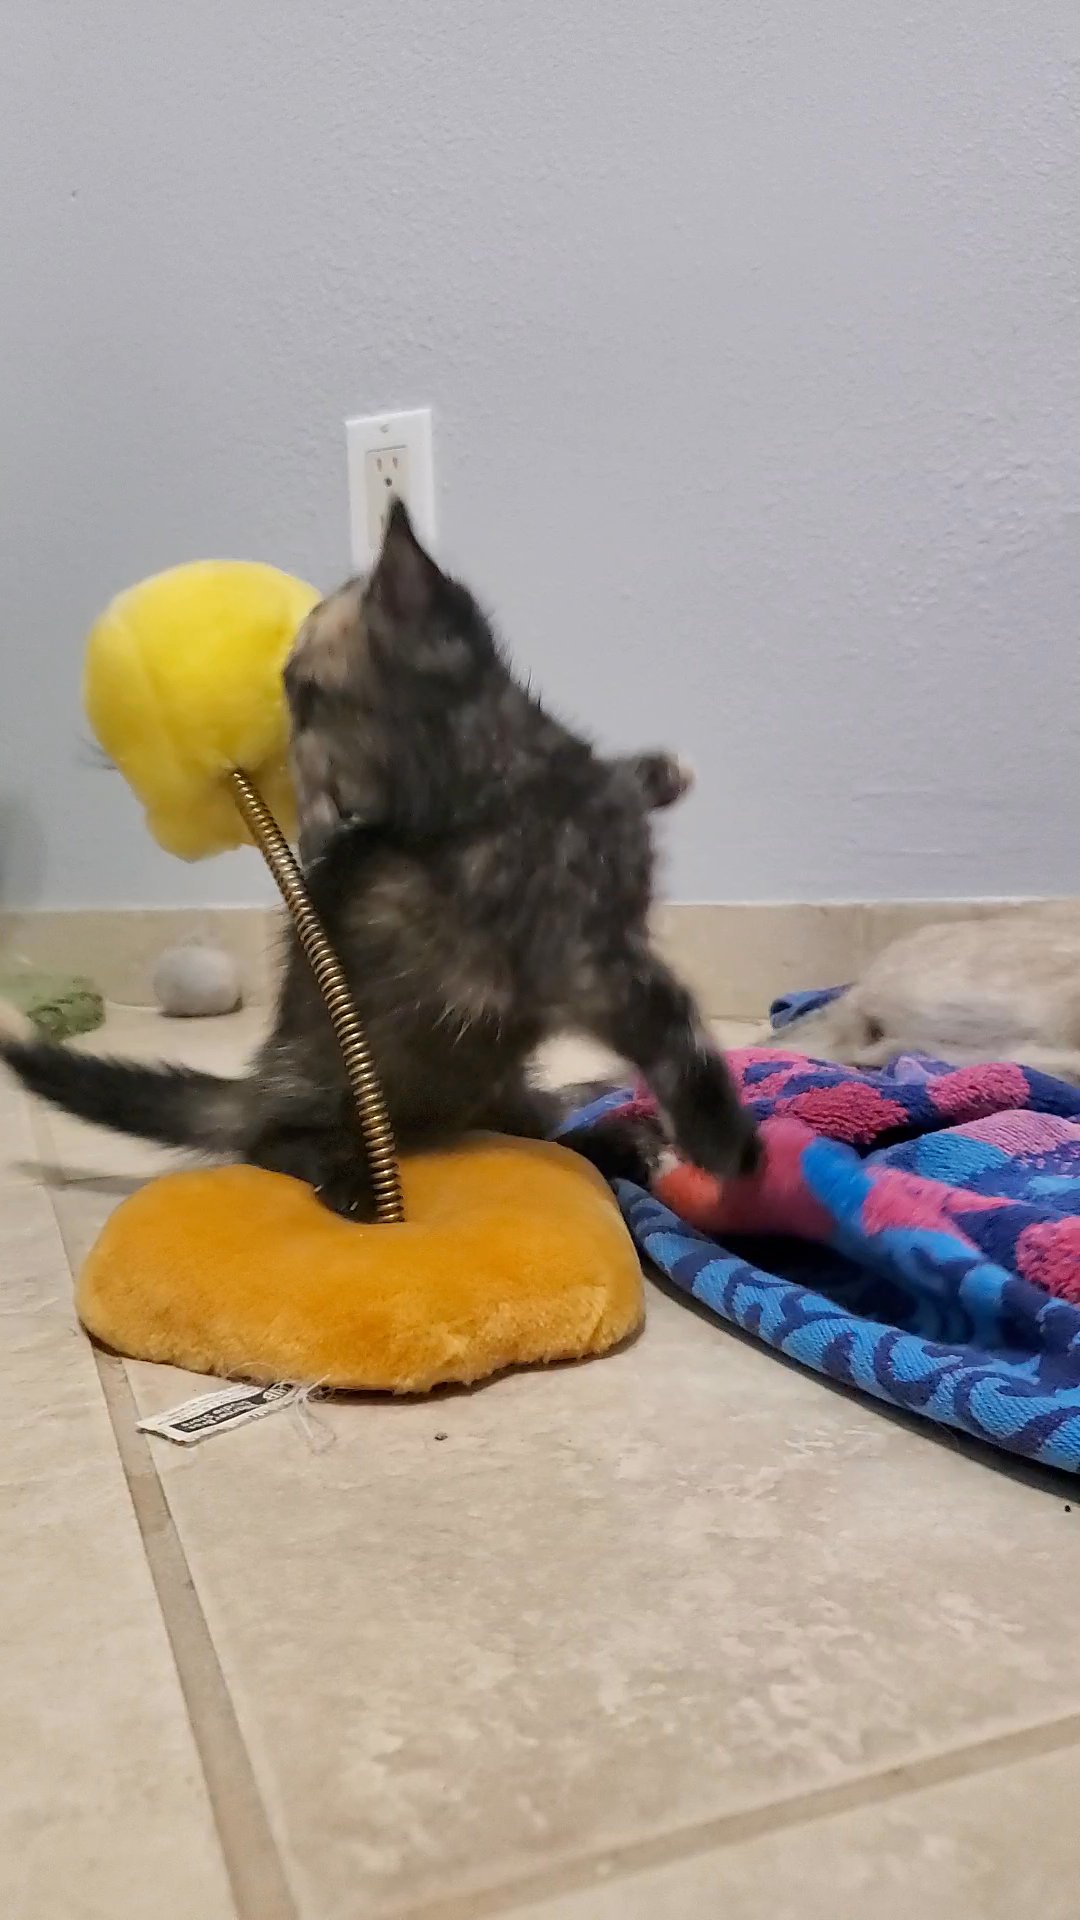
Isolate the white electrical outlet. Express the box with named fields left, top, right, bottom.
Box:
left=346, top=407, right=435, bottom=571
left=363, top=444, right=409, bottom=555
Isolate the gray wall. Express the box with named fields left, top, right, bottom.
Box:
left=3, top=2, right=1078, bottom=908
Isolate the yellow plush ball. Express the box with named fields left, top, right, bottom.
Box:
left=84, top=561, right=320, bottom=859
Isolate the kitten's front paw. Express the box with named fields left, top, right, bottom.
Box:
left=680, top=1108, right=761, bottom=1180
left=715, top=1109, right=762, bottom=1179
left=671, top=1058, right=762, bottom=1180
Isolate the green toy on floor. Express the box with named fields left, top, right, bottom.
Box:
left=0, top=969, right=104, bottom=1040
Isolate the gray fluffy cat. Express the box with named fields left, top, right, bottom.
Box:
left=3, top=502, right=758, bottom=1212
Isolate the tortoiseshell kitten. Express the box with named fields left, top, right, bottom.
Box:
left=2, top=503, right=757, bottom=1213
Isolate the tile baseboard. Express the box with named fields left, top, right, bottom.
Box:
left=1, top=899, right=1071, bottom=1019
left=0, top=908, right=280, bottom=1011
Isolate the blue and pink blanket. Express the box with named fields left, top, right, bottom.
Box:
left=584, top=1049, right=1080, bottom=1474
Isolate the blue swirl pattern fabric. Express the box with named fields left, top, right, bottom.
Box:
left=597, top=1050, right=1080, bottom=1472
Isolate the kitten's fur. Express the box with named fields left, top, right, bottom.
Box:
left=758, top=905, right=1080, bottom=1081
left=3, top=503, right=757, bottom=1213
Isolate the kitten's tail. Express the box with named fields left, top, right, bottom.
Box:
left=0, top=1037, right=243, bottom=1152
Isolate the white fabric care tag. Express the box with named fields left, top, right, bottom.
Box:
left=136, top=1382, right=295, bottom=1446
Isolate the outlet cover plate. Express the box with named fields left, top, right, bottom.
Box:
left=346, top=406, right=435, bottom=571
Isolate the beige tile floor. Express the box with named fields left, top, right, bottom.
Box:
left=4, top=1005, right=1080, bottom=1919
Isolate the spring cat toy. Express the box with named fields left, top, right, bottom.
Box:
left=65, top=559, right=642, bottom=1391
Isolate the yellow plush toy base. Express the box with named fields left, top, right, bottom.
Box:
left=77, top=1137, right=644, bottom=1392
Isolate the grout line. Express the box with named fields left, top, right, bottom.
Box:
left=397, top=1710, right=1080, bottom=1920
left=92, top=1348, right=300, bottom=1920
left=32, top=1092, right=297, bottom=1920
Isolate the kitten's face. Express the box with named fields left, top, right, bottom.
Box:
left=284, top=500, right=498, bottom=859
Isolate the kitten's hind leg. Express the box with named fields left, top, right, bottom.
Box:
left=585, top=949, right=760, bottom=1178
left=476, top=1074, right=666, bottom=1186
left=245, top=1115, right=376, bottom=1219
left=558, top=1106, right=669, bottom=1185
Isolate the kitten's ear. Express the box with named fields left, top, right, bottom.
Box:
left=368, top=498, right=442, bottom=621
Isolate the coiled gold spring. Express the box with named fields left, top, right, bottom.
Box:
left=229, top=769, right=405, bottom=1224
